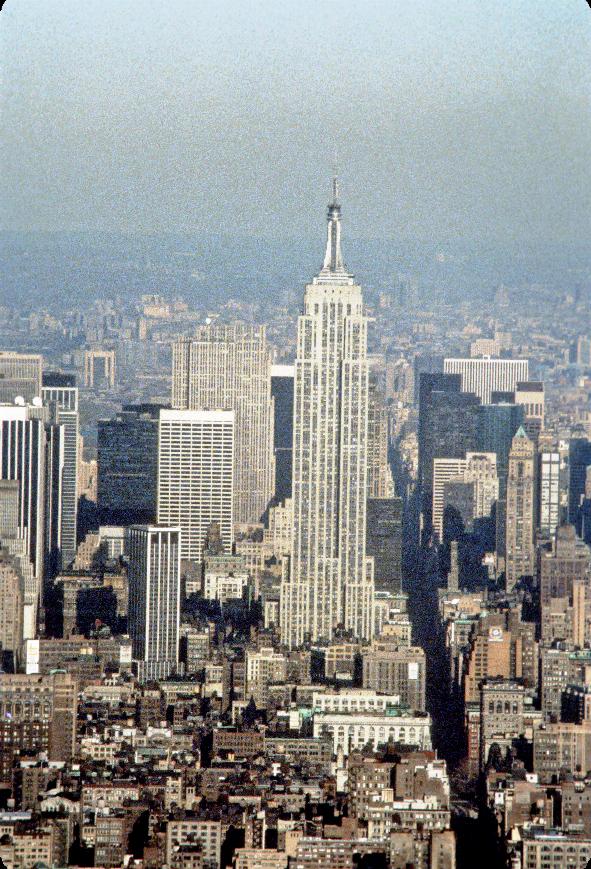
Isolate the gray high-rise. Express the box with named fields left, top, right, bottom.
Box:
left=173, top=324, right=275, bottom=526
left=42, top=373, right=79, bottom=569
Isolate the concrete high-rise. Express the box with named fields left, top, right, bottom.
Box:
left=432, top=452, right=498, bottom=543
left=538, top=450, right=560, bottom=537
left=0, top=351, right=42, bottom=404
left=280, top=180, right=374, bottom=647
left=157, top=409, right=234, bottom=564
left=0, top=405, right=46, bottom=634
left=505, top=427, right=536, bottom=590
left=366, top=497, right=403, bottom=592
left=173, top=324, right=275, bottom=526
left=443, top=357, right=529, bottom=405
left=515, top=381, right=544, bottom=441
left=367, top=369, right=394, bottom=499
left=42, top=373, right=79, bottom=568
left=127, top=525, right=181, bottom=681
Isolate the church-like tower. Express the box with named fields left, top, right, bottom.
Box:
left=280, top=180, right=374, bottom=648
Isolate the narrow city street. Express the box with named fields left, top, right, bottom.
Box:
left=401, top=489, right=506, bottom=868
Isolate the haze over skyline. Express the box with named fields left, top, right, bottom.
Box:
left=2, top=0, right=590, bottom=244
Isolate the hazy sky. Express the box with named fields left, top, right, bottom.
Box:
left=2, top=0, right=590, bottom=243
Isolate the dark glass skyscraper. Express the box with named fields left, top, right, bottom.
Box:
left=97, top=404, right=163, bottom=526
left=418, top=372, right=480, bottom=534
left=366, top=497, right=403, bottom=592
left=477, top=403, right=525, bottom=498
left=569, top=439, right=591, bottom=533
left=270, top=364, right=294, bottom=504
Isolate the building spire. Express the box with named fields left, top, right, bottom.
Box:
left=321, top=175, right=348, bottom=276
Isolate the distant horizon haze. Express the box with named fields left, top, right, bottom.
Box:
left=1, top=0, right=590, bottom=245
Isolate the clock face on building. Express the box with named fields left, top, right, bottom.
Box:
left=489, top=627, right=503, bottom=641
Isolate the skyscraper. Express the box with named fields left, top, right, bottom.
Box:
left=443, top=357, right=529, bottom=405
left=367, top=369, right=394, bottom=499
left=157, top=409, right=234, bottom=564
left=42, top=373, right=79, bottom=569
left=515, top=381, right=545, bottom=441
left=418, top=372, right=481, bottom=535
left=505, top=427, right=536, bottom=590
left=173, top=324, right=275, bottom=526
left=432, top=452, right=498, bottom=543
left=568, top=438, right=591, bottom=532
left=366, top=497, right=403, bottom=592
left=0, top=405, right=46, bottom=634
left=280, top=180, right=374, bottom=647
left=127, top=525, right=181, bottom=681
left=0, top=351, right=42, bottom=404
left=538, top=451, right=560, bottom=537
left=270, top=364, right=294, bottom=504
left=97, top=404, right=162, bottom=526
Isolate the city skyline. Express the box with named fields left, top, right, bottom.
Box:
left=1, top=5, right=591, bottom=867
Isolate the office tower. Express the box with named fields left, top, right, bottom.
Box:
left=42, top=373, right=79, bottom=568
left=127, top=525, right=181, bottom=681
left=0, top=405, right=46, bottom=632
left=477, top=403, right=525, bottom=496
left=538, top=451, right=560, bottom=537
left=413, top=353, right=444, bottom=403
left=569, top=438, right=591, bottom=532
left=432, top=452, right=498, bottom=543
left=157, top=409, right=234, bottom=563
left=418, top=373, right=481, bottom=533
left=270, top=364, right=294, bottom=503
left=576, top=336, right=591, bottom=366
left=97, top=404, right=162, bottom=526
left=366, top=497, right=403, bottom=592
left=367, top=370, right=394, bottom=499
left=0, top=478, right=20, bottom=538
left=173, top=324, right=275, bottom=526
left=43, top=417, right=64, bottom=581
left=443, top=357, right=529, bottom=404
left=539, top=524, right=591, bottom=607
left=362, top=638, right=426, bottom=711
left=0, top=480, right=35, bottom=643
left=280, top=180, right=374, bottom=647
left=515, top=381, right=544, bottom=441
left=477, top=402, right=525, bottom=559
left=0, top=672, right=77, bottom=763
left=505, top=427, right=536, bottom=590
left=479, top=679, right=525, bottom=770
left=0, top=548, right=24, bottom=670
left=0, top=351, right=42, bottom=403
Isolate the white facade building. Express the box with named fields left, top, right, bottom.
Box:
left=311, top=689, right=401, bottom=715
left=280, top=180, right=374, bottom=647
left=538, top=451, right=560, bottom=537
left=172, top=324, right=275, bottom=526
left=42, top=382, right=79, bottom=569
left=443, top=357, right=529, bottom=404
left=157, top=409, right=234, bottom=563
left=312, top=710, right=432, bottom=756
left=203, top=568, right=249, bottom=604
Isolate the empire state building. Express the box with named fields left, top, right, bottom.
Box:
left=280, top=180, right=374, bottom=648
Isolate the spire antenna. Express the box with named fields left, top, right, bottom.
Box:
left=320, top=172, right=348, bottom=276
